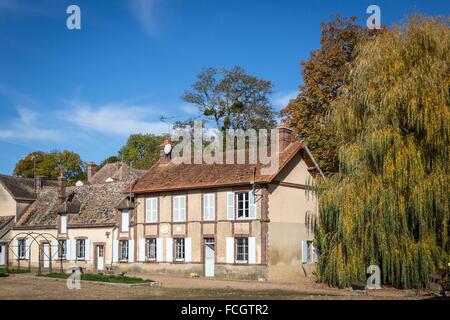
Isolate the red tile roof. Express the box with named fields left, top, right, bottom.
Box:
left=132, top=141, right=320, bottom=194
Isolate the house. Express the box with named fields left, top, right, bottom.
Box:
left=116, top=122, right=322, bottom=281
left=6, top=162, right=143, bottom=271
left=0, top=174, right=57, bottom=266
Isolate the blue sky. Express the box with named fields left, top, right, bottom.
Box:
left=0, top=0, right=448, bottom=174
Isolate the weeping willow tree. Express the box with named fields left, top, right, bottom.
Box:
left=314, top=15, right=449, bottom=289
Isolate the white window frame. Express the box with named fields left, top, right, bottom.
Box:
left=174, top=238, right=185, bottom=261
left=18, top=239, right=26, bottom=259
left=121, top=209, right=129, bottom=232
left=119, top=240, right=129, bottom=261
left=235, top=237, right=249, bottom=263
left=145, top=197, right=158, bottom=223
left=203, top=193, right=215, bottom=221
left=146, top=238, right=157, bottom=261
left=173, top=195, right=186, bottom=222
left=236, top=192, right=250, bottom=219
left=76, top=239, right=86, bottom=260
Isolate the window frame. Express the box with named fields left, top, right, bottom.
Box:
left=76, top=239, right=86, bottom=260
left=174, top=238, right=185, bottom=262
left=18, top=239, right=27, bottom=259
left=58, top=240, right=67, bottom=260
left=172, top=195, right=186, bottom=222
left=119, top=240, right=129, bottom=261
left=203, top=193, right=215, bottom=221
left=236, top=192, right=250, bottom=220
left=145, top=197, right=158, bottom=223
left=235, top=237, right=249, bottom=263
left=146, top=238, right=157, bottom=261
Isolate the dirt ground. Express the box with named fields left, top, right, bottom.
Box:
left=0, top=273, right=436, bottom=300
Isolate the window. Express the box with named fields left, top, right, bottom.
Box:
left=58, top=240, right=67, bottom=259
left=236, top=192, right=249, bottom=219
left=146, top=198, right=158, bottom=223
left=174, top=238, right=185, bottom=261
left=146, top=238, right=157, bottom=260
left=18, top=239, right=26, bottom=259
left=203, top=193, right=215, bottom=221
left=173, top=195, right=186, bottom=222
left=76, top=239, right=86, bottom=260
left=119, top=240, right=129, bottom=261
left=60, top=215, right=67, bottom=234
left=235, top=238, right=248, bottom=263
left=121, top=209, right=129, bottom=232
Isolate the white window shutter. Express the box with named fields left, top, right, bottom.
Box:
left=166, top=238, right=173, bottom=262
left=128, top=240, right=134, bottom=263
left=248, top=237, right=256, bottom=264
left=185, top=238, right=192, bottom=263
left=226, top=237, right=234, bottom=264
left=112, top=240, right=118, bottom=262
left=52, top=239, right=59, bottom=260
left=249, top=191, right=256, bottom=219
left=156, top=238, right=163, bottom=262
left=227, top=192, right=234, bottom=220
left=85, top=240, right=91, bottom=261
left=138, top=238, right=146, bottom=262
left=71, top=240, right=77, bottom=260
left=301, top=240, right=308, bottom=263
left=65, top=240, right=71, bottom=260
left=12, top=239, right=18, bottom=259
left=152, top=198, right=158, bottom=222
left=25, top=239, right=30, bottom=260
left=61, top=215, right=67, bottom=233
left=180, top=196, right=186, bottom=221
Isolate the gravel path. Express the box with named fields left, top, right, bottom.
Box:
left=0, top=273, right=428, bottom=300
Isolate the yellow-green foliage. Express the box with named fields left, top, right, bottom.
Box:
left=315, top=15, right=449, bottom=288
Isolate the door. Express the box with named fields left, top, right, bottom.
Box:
left=42, top=243, right=50, bottom=268
left=96, top=245, right=105, bottom=271
left=204, top=238, right=215, bottom=277
left=0, top=244, right=5, bottom=265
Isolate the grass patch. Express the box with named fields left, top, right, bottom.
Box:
left=0, top=268, right=31, bottom=274
left=44, top=272, right=153, bottom=284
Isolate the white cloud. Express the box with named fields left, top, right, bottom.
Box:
left=180, top=104, right=199, bottom=116
left=66, top=102, right=168, bottom=136
left=272, top=90, right=298, bottom=110
left=130, top=0, right=160, bottom=36
left=0, top=106, right=60, bottom=141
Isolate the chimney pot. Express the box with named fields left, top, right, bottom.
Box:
left=34, top=176, right=46, bottom=194
left=87, top=161, right=98, bottom=182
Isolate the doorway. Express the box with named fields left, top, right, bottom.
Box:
left=204, top=238, right=215, bottom=277
left=40, top=242, right=50, bottom=269
left=96, top=244, right=105, bottom=271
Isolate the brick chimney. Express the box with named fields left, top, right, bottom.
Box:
left=277, top=120, right=292, bottom=152
left=58, top=174, right=66, bottom=203
left=87, top=161, right=98, bottom=182
left=159, top=138, right=171, bottom=164
left=34, top=175, right=46, bottom=194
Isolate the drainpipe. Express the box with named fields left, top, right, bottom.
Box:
left=110, top=226, right=117, bottom=270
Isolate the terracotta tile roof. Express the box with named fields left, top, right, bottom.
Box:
left=89, top=162, right=146, bottom=184
left=0, top=215, right=14, bottom=230
left=15, top=182, right=129, bottom=228
left=132, top=141, right=319, bottom=193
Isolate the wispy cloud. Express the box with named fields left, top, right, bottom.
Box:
left=65, top=102, right=168, bottom=136
left=180, top=104, right=199, bottom=116
left=272, top=90, right=298, bottom=110
left=130, top=0, right=160, bottom=36
left=0, top=106, right=60, bottom=141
